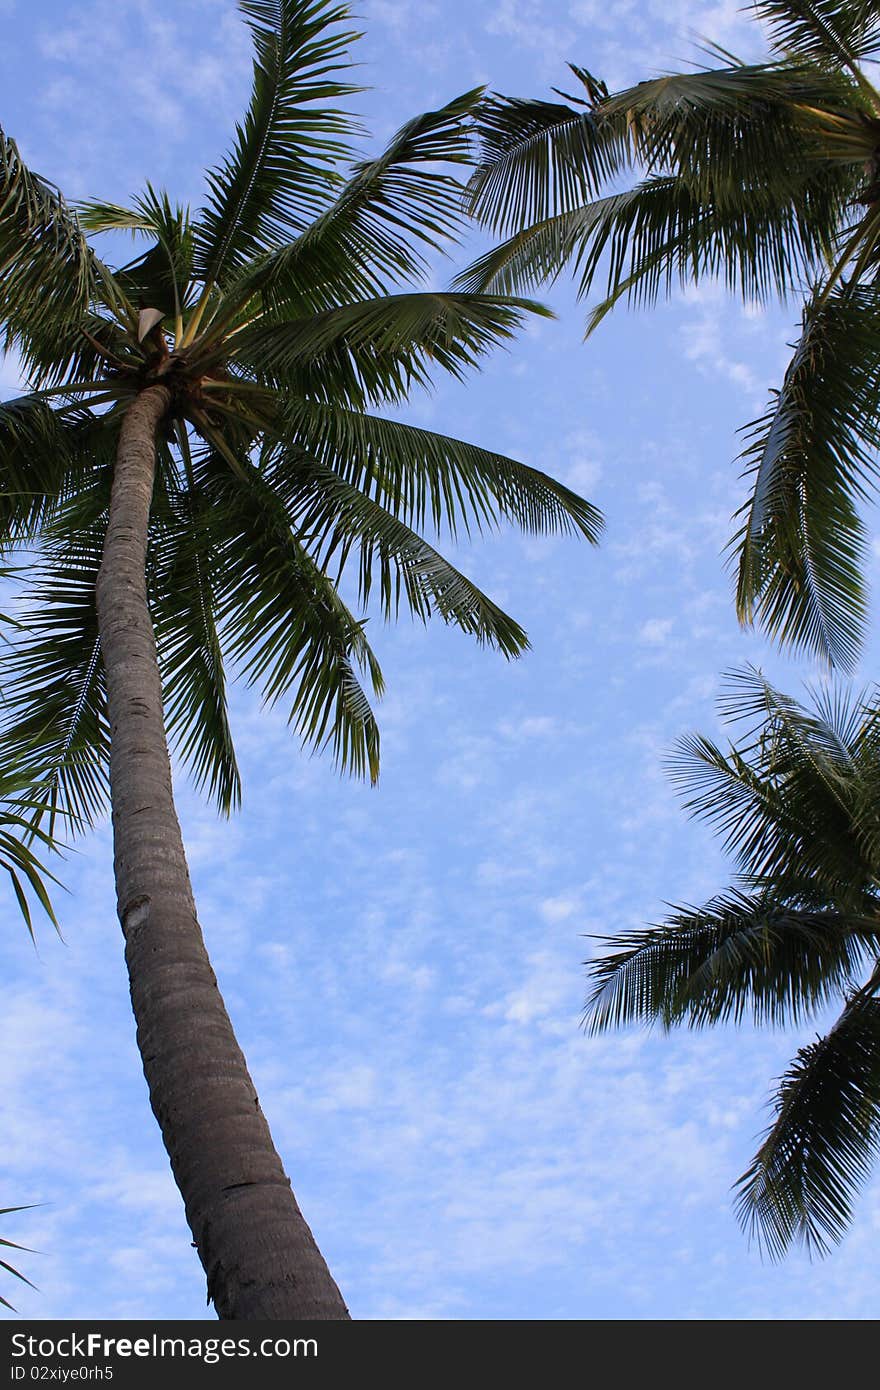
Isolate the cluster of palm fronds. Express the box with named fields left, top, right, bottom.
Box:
left=463, top=0, right=880, bottom=673
left=0, top=1, right=600, bottom=842
left=458, top=0, right=880, bottom=1260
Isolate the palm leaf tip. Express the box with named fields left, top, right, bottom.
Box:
left=193, top=0, right=364, bottom=284
left=731, top=283, right=880, bottom=671
left=734, top=995, right=880, bottom=1259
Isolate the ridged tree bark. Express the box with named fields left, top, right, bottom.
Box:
left=94, top=385, right=350, bottom=1321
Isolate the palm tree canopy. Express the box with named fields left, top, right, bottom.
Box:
left=0, top=0, right=601, bottom=829
left=585, top=666, right=880, bottom=1259
left=462, top=0, right=880, bottom=670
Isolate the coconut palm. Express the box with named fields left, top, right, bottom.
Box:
left=461, top=0, right=880, bottom=671
left=0, top=0, right=601, bottom=1319
left=586, top=667, right=880, bottom=1257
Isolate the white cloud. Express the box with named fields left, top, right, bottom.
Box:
left=639, top=617, right=674, bottom=646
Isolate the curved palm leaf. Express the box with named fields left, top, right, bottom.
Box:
left=668, top=668, right=878, bottom=891
left=0, top=397, right=120, bottom=539
left=192, top=0, right=360, bottom=287
left=586, top=892, right=877, bottom=1032
left=466, top=92, right=630, bottom=232
left=232, top=291, right=551, bottom=406
left=80, top=188, right=196, bottom=330
left=149, top=482, right=242, bottom=815
left=755, top=1, right=880, bottom=72
left=266, top=445, right=529, bottom=654
left=0, top=132, right=99, bottom=364
left=0, top=530, right=110, bottom=832
left=0, top=776, right=61, bottom=939
left=221, top=86, right=485, bottom=318
left=734, top=992, right=880, bottom=1257
left=193, top=444, right=383, bottom=782
left=281, top=401, right=602, bottom=541
left=733, top=282, right=880, bottom=669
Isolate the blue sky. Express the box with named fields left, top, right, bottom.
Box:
left=2, top=0, right=880, bottom=1321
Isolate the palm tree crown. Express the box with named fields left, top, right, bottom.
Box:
left=0, top=0, right=600, bottom=832
left=586, top=667, right=880, bottom=1258
left=461, top=0, right=880, bottom=671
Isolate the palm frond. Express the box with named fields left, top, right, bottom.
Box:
left=668, top=678, right=877, bottom=894
left=265, top=444, right=529, bottom=654
left=0, top=529, right=110, bottom=832
left=734, top=992, right=880, bottom=1257
left=148, top=479, right=241, bottom=814
left=599, top=60, right=866, bottom=177
left=231, top=290, right=550, bottom=406
left=81, top=187, right=195, bottom=327
left=192, top=444, right=383, bottom=781
left=281, top=401, right=603, bottom=541
left=466, top=90, right=631, bottom=233
left=733, top=282, right=880, bottom=670
left=192, top=0, right=360, bottom=286
left=585, top=891, right=877, bottom=1032
left=755, top=1, right=880, bottom=70
left=0, top=129, right=101, bottom=368
left=0, top=773, right=62, bottom=939
left=460, top=168, right=843, bottom=318
left=0, top=395, right=118, bottom=538
left=221, top=87, right=485, bottom=317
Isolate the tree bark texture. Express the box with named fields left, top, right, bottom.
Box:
left=95, top=385, right=350, bottom=1320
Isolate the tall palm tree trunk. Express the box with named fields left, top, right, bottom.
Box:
left=94, top=384, right=350, bottom=1321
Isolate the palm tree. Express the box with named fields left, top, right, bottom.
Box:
left=461, top=0, right=880, bottom=672
left=0, top=0, right=601, bottom=1319
left=586, top=667, right=880, bottom=1257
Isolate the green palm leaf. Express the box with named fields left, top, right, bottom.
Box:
left=266, top=445, right=529, bottom=654
left=754, top=1, right=880, bottom=70
left=192, top=0, right=360, bottom=286
left=281, top=401, right=602, bottom=541
left=193, top=444, right=383, bottom=782
left=0, top=397, right=120, bottom=539
left=149, top=482, right=242, bottom=815
left=466, top=90, right=630, bottom=233
left=232, top=290, right=551, bottom=406
left=466, top=35, right=880, bottom=668
left=222, top=87, right=485, bottom=317
left=80, top=188, right=196, bottom=328
left=459, top=171, right=845, bottom=322
left=733, top=283, right=880, bottom=670
left=586, top=892, right=876, bottom=1032
left=0, top=530, right=110, bottom=832
left=0, top=777, right=61, bottom=939
left=734, top=992, right=880, bottom=1258
left=669, top=669, right=877, bottom=891
left=0, top=131, right=99, bottom=366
